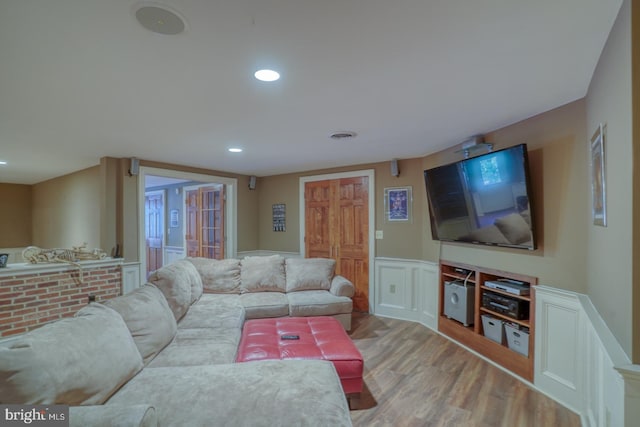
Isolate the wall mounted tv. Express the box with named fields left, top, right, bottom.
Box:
left=423, top=143, right=537, bottom=250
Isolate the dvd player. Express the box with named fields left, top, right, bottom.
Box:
left=484, top=279, right=530, bottom=296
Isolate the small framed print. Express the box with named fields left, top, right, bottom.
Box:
left=385, top=186, right=412, bottom=222
left=169, top=209, right=179, bottom=228
left=272, top=203, right=286, bottom=232
left=591, top=124, right=607, bottom=227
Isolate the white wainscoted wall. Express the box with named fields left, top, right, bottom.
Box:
left=374, top=257, right=439, bottom=330
left=121, top=262, right=141, bottom=294
left=535, top=286, right=630, bottom=427
left=164, top=246, right=186, bottom=265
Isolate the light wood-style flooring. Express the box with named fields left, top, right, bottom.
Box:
left=347, top=313, right=581, bottom=427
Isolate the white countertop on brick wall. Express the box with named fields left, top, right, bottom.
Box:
left=0, top=258, right=124, bottom=278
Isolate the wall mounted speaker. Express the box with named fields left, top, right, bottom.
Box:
left=129, top=158, right=140, bottom=176
left=390, top=159, right=400, bottom=177
left=248, top=175, right=257, bottom=190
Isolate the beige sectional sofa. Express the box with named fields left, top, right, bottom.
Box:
left=0, top=256, right=354, bottom=427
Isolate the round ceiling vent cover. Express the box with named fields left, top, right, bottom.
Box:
left=329, top=131, right=357, bottom=140
left=135, top=5, right=186, bottom=35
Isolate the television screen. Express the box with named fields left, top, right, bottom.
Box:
left=424, top=144, right=536, bottom=250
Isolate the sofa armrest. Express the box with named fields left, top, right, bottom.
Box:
left=70, top=405, right=157, bottom=427
left=330, top=275, right=355, bottom=297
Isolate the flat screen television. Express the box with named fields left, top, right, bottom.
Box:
left=423, top=143, right=537, bottom=250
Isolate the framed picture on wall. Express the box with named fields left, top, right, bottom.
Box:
left=384, top=186, right=412, bottom=222
left=591, top=123, right=607, bottom=227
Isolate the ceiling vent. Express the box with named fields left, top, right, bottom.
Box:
left=329, top=131, right=357, bottom=140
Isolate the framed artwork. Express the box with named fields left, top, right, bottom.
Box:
left=385, top=186, right=412, bottom=222
left=272, top=203, right=286, bottom=232
left=591, top=124, right=607, bottom=227
left=169, top=209, right=179, bottom=228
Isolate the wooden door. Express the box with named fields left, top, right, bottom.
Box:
left=305, top=177, right=369, bottom=312
left=185, top=189, right=199, bottom=257
left=184, top=186, right=225, bottom=259
left=145, top=191, right=164, bottom=276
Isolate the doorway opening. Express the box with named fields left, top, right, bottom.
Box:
left=138, top=167, right=237, bottom=282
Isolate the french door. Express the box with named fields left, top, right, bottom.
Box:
left=185, top=185, right=225, bottom=259
left=305, top=176, right=369, bottom=312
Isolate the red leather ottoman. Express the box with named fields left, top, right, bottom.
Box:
left=236, top=317, right=363, bottom=395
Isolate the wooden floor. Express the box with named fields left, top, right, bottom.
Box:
left=347, top=313, right=581, bottom=427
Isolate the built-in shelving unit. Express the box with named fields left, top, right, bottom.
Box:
left=438, top=260, right=537, bottom=381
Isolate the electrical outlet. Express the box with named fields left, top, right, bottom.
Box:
left=390, top=284, right=396, bottom=294
left=375, top=230, right=383, bottom=239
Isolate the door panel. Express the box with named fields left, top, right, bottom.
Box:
left=145, top=192, right=164, bottom=277
left=185, top=190, right=199, bottom=257
left=304, top=176, right=369, bottom=312
left=185, top=185, right=225, bottom=260
left=305, top=181, right=332, bottom=258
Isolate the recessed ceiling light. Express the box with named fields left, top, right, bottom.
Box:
left=254, top=69, right=280, bottom=82
left=0, top=161, right=6, bottom=165
left=228, top=148, right=243, bottom=153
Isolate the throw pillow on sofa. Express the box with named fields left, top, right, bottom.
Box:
left=285, top=258, right=336, bottom=292
left=148, top=262, right=193, bottom=320
left=187, top=258, right=241, bottom=294
left=0, top=303, right=143, bottom=405
left=240, top=255, right=286, bottom=293
left=104, top=284, right=177, bottom=365
left=174, top=259, right=204, bottom=303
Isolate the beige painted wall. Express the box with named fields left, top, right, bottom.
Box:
left=585, top=0, right=633, bottom=357
left=428, top=100, right=588, bottom=293
left=0, top=183, right=32, bottom=247
left=257, top=160, right=426, bottom=258
left=32, top=166, right=101, bottom=249
left=259, top=100, right=588, bottom=297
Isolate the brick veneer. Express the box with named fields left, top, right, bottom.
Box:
left=0, top=265, right=122, bottom=337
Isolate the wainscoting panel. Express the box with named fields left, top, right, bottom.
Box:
left=122, top=262, right=141, bottom=294
left=374, top=258, right=438, bottom=329
left=535, top=286, right=630, bottom=426
left=164, top=246, right=185, bottom=265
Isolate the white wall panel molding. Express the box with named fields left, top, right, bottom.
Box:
left=121, top=262, right=141, bottom=295
left=374, top=257, right=438, bottom=330
left=535, top=285, right=630, bottom=426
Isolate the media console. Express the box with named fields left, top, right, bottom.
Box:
left=438, top=260, right=537, bottom=381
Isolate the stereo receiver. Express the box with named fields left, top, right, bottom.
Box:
left=481, top=291, right=528, bottom=320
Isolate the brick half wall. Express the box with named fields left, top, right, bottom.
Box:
left=0, top=262, right=122, bottom=337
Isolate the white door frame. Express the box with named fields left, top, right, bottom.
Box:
left=138, top=166, right=237, bottom=284
left=299, top=169, right=375, bottom=313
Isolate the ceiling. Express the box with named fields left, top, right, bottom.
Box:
left=0, top=0, right=623, bottom=185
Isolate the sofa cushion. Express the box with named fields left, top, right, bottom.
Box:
left=187, top=258, right=242, bottom=294
left=106, top=361, right=352, bottom=427
left=0, top=303, right=143, bottom=405
left=178, top=299, right=245, bottom=330
left=104, top=284, right=177, bottom=365
left=288, top=290, right=353, bottom=317
left=148, top=262, right=193, bottom=321
left=146, top=327, right=241, bottom=367
left=240, top=292, right=290, bottom=319
left=240, top=255, right=286, bottom=293
left=285, top=258, right=335, bottom=292
left=174, top=259, right=204, bottom=303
